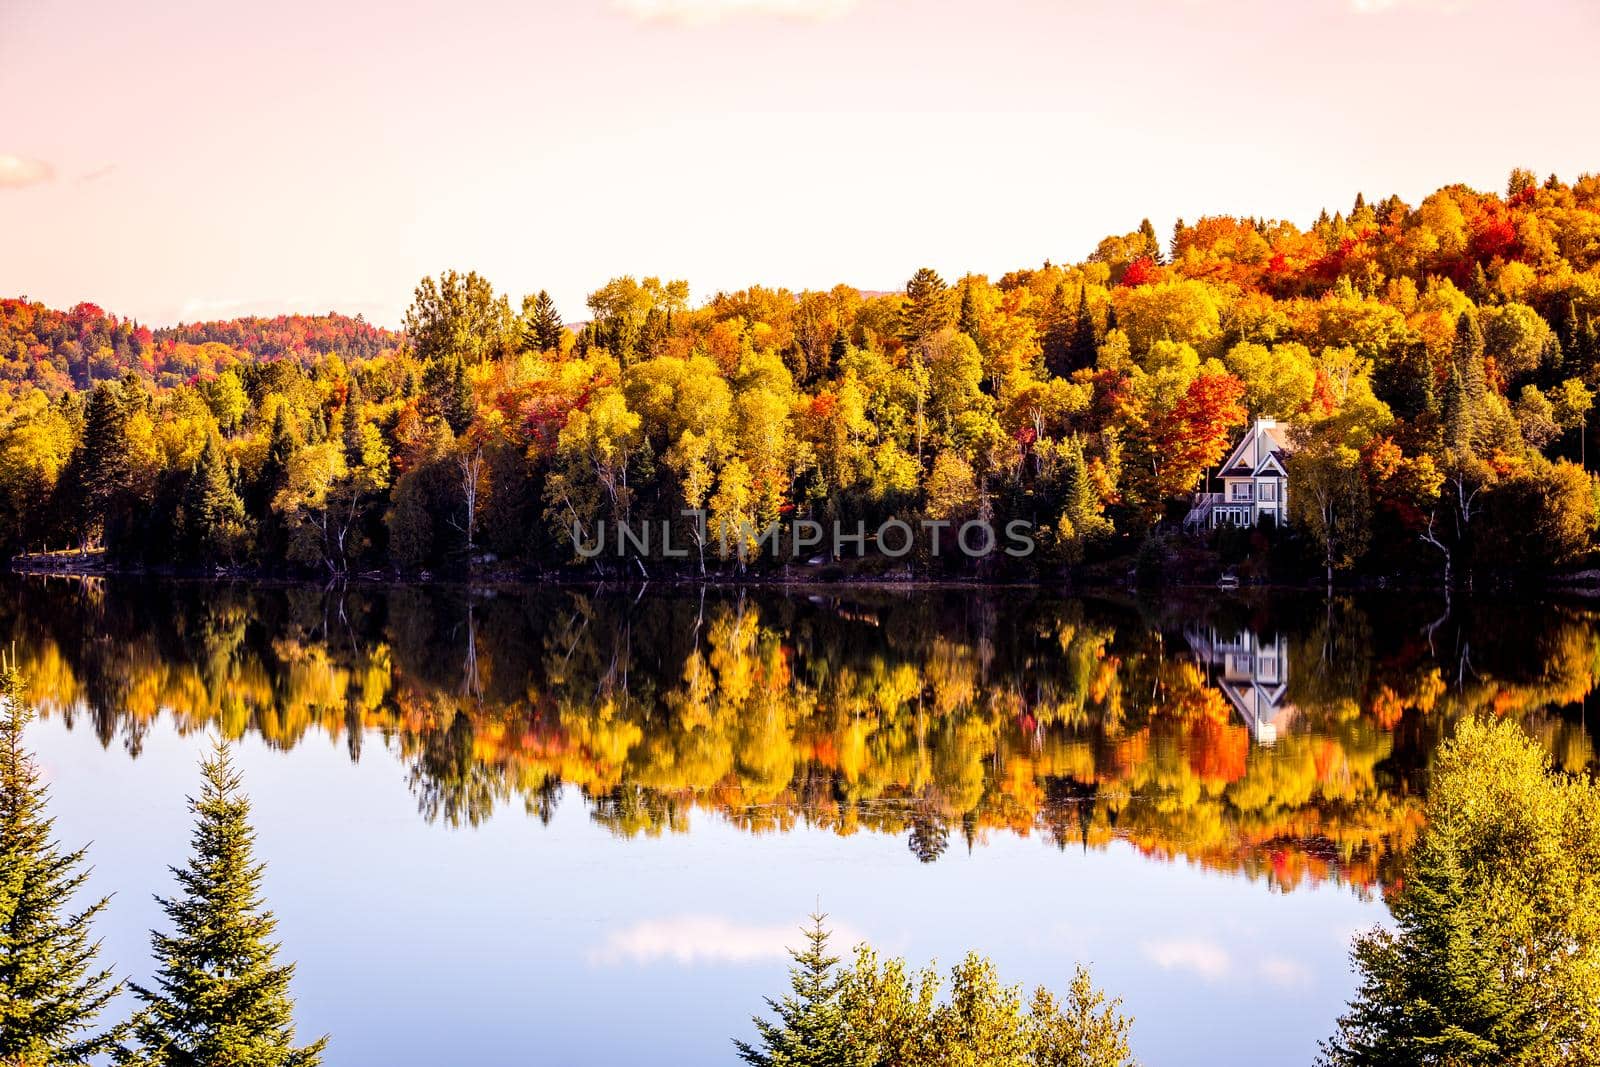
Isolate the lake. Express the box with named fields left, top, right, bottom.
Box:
left=4, top=575, right=1596, bottom=1065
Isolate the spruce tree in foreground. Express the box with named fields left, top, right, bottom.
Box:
left=735, top=913, right=848, bottom=1067
left=123, top=741, right=327, bottom=1067
left=0, top=659, right=125, bottom=1065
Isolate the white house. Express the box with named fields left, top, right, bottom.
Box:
left=1183, top=417, right=1294, bottom=530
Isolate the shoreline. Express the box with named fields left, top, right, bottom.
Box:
left=9, top=556, right=1600, bottom=599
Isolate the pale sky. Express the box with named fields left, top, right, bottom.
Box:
left=2, top=0, right=1596, bottom=328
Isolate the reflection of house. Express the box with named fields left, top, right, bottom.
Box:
left=1184, top=418, right=1294, bottom=530
left=1183, top=624, right=1298, bottom=744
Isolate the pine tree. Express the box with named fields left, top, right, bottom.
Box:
left=262, top=408, right=296, bottom=489
left=956, top=282, right=981, bottom=346
left=180, top=433, right=247, bottom=563
left=1321, top=717, right=1600, bottom=1065
left=734, top=913, right=849, bottom=1067
left=70, top=378, right=138, bottom=546
left=1582, top=315, right=1600, bottom=371
left=421, top=355, right=473, bottom=435
left=1062, top=436, right=1108, bottom=537
left=1375, top=340, right=1436, bottom=420
left=829, top=327, right=849, bottom=368
left=340, top=379, right=367, bottom=467
left=899, top=268, right=953, bottom=347
left=1042, top=283, right=1073, bottom=378
left=0, top=659, right=125, bottom=1065
left=522, top=290, right=565, bottom=354
left=1536, top=332, right=1565, bottom=389
left=1067, top=285, right=1098, bottom=373
left=1559, top=298, right=1584, bottom=362
left=125, top=741, right=328, bottom=1067
left=1138, top=218, right=1163, bottom=264
left=1469, top=262, right=1492, bottom=305
left=1453, top=311, right=1487, bottom=413
left=1442, top=363, right=1473, bottom=458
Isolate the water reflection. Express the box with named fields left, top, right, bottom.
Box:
left=4, top=576, right=1595, bottom=893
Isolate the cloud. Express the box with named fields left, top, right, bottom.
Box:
left=613, top=0, right=860, bottom=25
left=1348, top=0, right=1469, bottom=12
left=590, top=915, right=864, bottom=966
left=0, top=154, right=54, bottom=189
left=1257, top=956, right=1314, bottom=988
left=1141, top=937, right=1231, bottom=980
left=179, top=296, right=260, bottom=320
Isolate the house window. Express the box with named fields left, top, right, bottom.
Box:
left=1230, top=483, right=1253, bottom=501
left=1258, top=481, right=1277, bottom=502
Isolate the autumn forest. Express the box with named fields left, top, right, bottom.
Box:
left=5, top=169, right=1600, bottom=583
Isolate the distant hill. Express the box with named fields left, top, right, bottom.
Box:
left=155, top=313, right=401, bottom=362
left=0, top=299, right=402, bottom=392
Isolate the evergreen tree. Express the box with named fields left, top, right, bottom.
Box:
left=124, top=742, right=328, bottom=1067
left=907, top=813, right=949, bottom=863
left=956, top=282, right=981, bottom=346
left=1452, top=311, right=1487, bottom=427
left=306, top=409, right=326, bottom=445
left=178, top=433, right=247, bottom=563
left=1582, top=315, right=1600, bottom=372
left=1138, top=218, right=1163, bottom=264
left=522, top=290, right=565, bottom=354
left=1067, top=286, right=1098, bottom=373
left=829, top=327, right=849, bottom=368
left=69, top=378, right=139, bottom=548
left=1062, top=436, right=1109, bottom=538
left=1442, top=363, right=1473, bottom=458
left=734, top=914, right=849, bottom=1067
left=247, top=407, right=299, bottom=556
left=1559, top=298, right=1584, bottom=364
left=1042, top=283, right=1073, bottom=379
left=1375, top=340, right=1437, bottom=421
left=340, top=379, right=367, bottom=467
left=1321, top=717, right=1600, bottom=1065
left=0, top=659, right=125, bottom=1065
left=1469, top=262, right=1492, bottom=305
left=1536, top=332, right=1565, bottom=389
left=421, top=355, right=473, bottom=435
left=899, top=268, right=953, bottom=347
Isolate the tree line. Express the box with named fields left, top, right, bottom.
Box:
left=3, top=170, right=1600, bottom=582
left=7, top=578, right=1596, bottom=888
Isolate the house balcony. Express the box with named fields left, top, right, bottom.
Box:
left=1183, top=492, right=1224, bottom=530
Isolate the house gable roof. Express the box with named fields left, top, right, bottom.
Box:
left=1217, top=419, right=1295, bottom=479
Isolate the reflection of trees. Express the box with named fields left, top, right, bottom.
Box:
left=3, top=576, right=1598, bottom=891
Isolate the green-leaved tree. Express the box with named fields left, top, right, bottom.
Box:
left=1321, top=716, right=1600, bottom=1066
left=738, top=915, right=1139, bottom=1067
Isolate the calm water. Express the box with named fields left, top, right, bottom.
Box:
left=5, top=576, right=1597, bottom=1065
